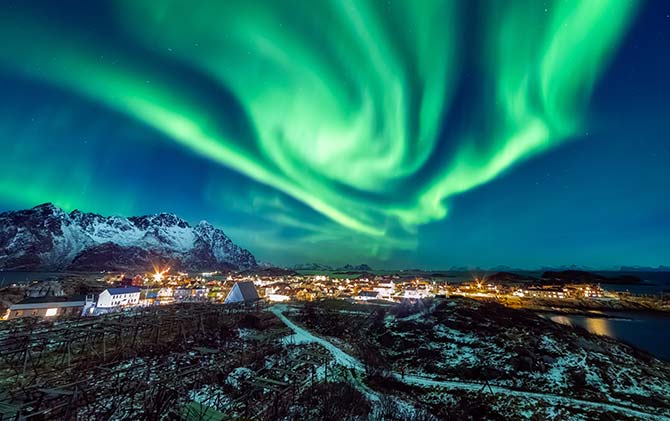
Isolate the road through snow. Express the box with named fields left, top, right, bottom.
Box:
left=270, top=305, right=669, bottom=421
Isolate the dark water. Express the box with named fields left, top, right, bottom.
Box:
left=546, top=312, right=670, bottom=361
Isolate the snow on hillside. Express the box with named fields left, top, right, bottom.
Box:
left=0, top=203, right=256, bottom=271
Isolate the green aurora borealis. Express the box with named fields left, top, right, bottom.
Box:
left=2, top=0, right=662, bottom=267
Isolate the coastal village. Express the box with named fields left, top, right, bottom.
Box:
left=2, top=268, right=667, bottom=321
left=1, top=269, right=670, bottom=420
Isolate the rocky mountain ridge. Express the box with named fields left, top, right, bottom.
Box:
left=0, top=203, right=256, bottom=271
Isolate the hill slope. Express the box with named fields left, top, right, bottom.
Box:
left=0, top=203, right=256, bottom=271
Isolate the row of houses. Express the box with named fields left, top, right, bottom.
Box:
left=353, top=281, right=434, bottom=301
left=251, top=276, right=439, bottom=303
left=5, top=282, right=260, bottom=320
left=511, top=284, right=605, bottom=299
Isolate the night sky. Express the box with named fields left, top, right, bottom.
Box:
left=0, top=0, right=668, bottom=269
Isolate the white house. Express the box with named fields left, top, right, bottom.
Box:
left=97, top=287, right=141, bottom=308
left=373, top=281, right=396, bottom=300
left=264, top=284, right=292, bottom=302
left=266, top=294, right=291, bottom=302
left=402, top=287, right=433, bottom=300
left=193, top=288, right=209, bottom=299
left=157, top=287, right=174, bottom=302
left=354, top=290, right=380, bottom=301
left=174, top=287, right=209, bottom=301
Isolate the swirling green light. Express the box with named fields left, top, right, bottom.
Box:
left=0, top=0, right=637, bottom=243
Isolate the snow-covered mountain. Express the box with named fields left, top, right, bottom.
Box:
left=0, top=203, right=257, bottom=271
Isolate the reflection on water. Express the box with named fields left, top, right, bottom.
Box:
left=546, top=312, right=670, bottom=361
left=550, top=316, right=573, bottom=327
left=550, top=315, right=613, bottom=337
left=584, top=317, right=612, bottom=336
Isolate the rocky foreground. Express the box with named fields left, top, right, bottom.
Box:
left=1, top=297, right=668, bottom=419
left=291, top=298, right=670, bottom=419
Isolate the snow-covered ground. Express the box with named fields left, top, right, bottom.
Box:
left=272, top=305, right=363, bottom=371
left=273, top=303, right=670, bottom=420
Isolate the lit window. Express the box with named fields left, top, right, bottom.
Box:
left=45, top=308, right=58, bottom=317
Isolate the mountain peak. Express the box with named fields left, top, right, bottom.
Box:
left=33, top=202, right=57, bottom=210
left=35, top=202, right=70, bottom=220
left=0, top=205, right=257, bottom=271
left=33, top=202, right=65, bottom=215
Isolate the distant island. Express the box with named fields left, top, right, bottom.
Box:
left=485, top=270, right=644, bottom=285
left=292, top=263, right=373, bottom=272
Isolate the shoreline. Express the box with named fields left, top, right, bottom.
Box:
left=527, top=307, right=670, bottom=319
left=508, top=303, right=670, bottom=317
left=493, top=293, right=670, bottom=315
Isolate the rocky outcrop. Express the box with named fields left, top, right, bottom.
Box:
left=0, top=203, right=257, bottom=271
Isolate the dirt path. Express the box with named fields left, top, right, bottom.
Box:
left=270, top=305, right=670, bottom=421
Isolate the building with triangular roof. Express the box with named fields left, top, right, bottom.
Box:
left=224, top=282, right=259, bottom=304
